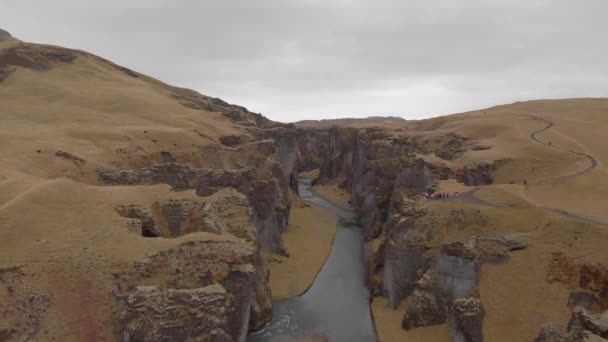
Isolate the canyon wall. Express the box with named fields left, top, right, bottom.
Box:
left=0, top=37, right=304, bottom=340
left=100, top=128, right=300, bottom=340
left=296, top=124, right=509, bottom=342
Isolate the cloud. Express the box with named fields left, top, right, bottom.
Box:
left=1, top=0, right=607, bottom=121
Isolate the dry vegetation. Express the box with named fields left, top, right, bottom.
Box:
left=302, top=98, right=608, bottom=341
left=2, top=30, right=608, bottom=342
left=0, top=35, right=279, bottom=340
left=264, top=200, right=338, bottom=299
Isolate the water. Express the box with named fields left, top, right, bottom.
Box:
left=248, top=179, right=376, bottom=342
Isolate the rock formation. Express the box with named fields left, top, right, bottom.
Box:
left=547, top=252, right=608, bottom=311
left=535, top=307, right=608, bottom=341
left=0, top=33, right=301, bottom=341
left=0, top=267, right=51, bottom=341
left=99, top=160, right=291, bottom=254
left=3, top=30, right=608, bottom=342
left=295, top=119, right=541, bottom=341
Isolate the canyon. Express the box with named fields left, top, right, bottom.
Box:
left=1, top=30, right=608, bottom=342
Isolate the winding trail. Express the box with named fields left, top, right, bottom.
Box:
left=526, top=115, right=599, bottom=185
left=445, top=115, right=607, bottom=226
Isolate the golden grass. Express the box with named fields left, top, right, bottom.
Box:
left=299, top=168, right=320, bottom=179
left=435, top=179, right=471, bottom=194
left=422, top=198, right=608, bottom=341
left=0, top=39, right=254, bottom=340
left=264, top=204, right=338, bottom=299
left=3, top=36, right=608, bottom=341
left=480, top=216, right=608, bottom=341
left=312, top=183, right=351, bottom=208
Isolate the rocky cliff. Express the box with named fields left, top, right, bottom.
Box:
left=0, top=35, right=301, bottom=341
left=3, top=31, right=608, bottom=342
left=296, top=112, right=608, bottom=342
left=295, top=123, right=501, bottom=341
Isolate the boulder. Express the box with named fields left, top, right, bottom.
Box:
left=569, top=291, right=602, bottom=312
left=452, top=297, right=485, bottom=342
left=534, top=324, right=569, bottom=342
left=402, top=289, right=446, bottom=330
left=535, top=307, right=608, bottom=342
left=568, top=307, right=608, bottom=339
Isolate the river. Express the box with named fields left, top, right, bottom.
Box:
left=248, top=178, right=376, bottom=342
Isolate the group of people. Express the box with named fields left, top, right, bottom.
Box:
left=424, top=191, right=458, bottom=200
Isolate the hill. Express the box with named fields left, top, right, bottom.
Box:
left=2, top=30, right=607, bottom=342
left=295, top=98, right=608, bottom=341
left=0, top=33, right=299, bottom=341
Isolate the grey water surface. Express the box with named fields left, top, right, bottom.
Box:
left=248, top=179, right=376, bottom=342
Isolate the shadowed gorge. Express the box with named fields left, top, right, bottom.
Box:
left=293, top=103, right=608, bottom=342
left=249, top=179, right=374, bottom=341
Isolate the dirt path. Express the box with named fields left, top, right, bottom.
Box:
left=450, top=188, right=496, bottom=207
left=444, top=116, right=607, bottom=226
left=526, top=115, right=599, bottom=185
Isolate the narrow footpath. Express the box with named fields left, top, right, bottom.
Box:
left=445, top=115, right=607, bottom=226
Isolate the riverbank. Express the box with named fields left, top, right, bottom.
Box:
left=264, top=198, right=338, bottom=299
left=311, top=182, right=351, bottom=209
left=298, top=168, right=352, bottom=209
left=250, top=178, right=375, bottom=341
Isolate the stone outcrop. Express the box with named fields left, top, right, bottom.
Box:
left=535, top=324, right=571, bottom=342
left=451, top=296, right=485, bottom=342
left=424, top=133, right=470, bottom=161
left=99, top=162, right=290, bottom=255
left=402, top=269, right=446, bottom=330
left=170, top=88, right=292, bottom=130
left=96, top=116, right=303, bottom=338
left=296, top=125, right=503, bottom=240
left=99, top=138, right=296, bottom=337
left=402, top=289, right=446, bottom=330
left=0, top=34, right=307, bottom=341
left=535, top=307, right=608, bottom=342
left=296, top=128, right=330, bottom=173
left=436, top=242, right=479, bottom=302
left=55, top=150, right=86, bottom=165
left=120, top=284, right=239, bottom=342
left=113, top=239, right=271, bottom=341
left=252, top=127, right=300, bottom=193
left=295, top=121, right=532, bottom=341
left=0, top=267, right=52, bottom=341
left=0, top=43, right=77, bottom=71
left=568, top=307, right=608, bottom=339
left=547, top=252, right=608, bottom=311
left=92, top=100, right=302, bottom=339
left=116, top=188, right=256, bottom=241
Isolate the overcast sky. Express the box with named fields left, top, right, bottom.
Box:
left=1, top=1, right=607, bottom=122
